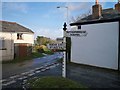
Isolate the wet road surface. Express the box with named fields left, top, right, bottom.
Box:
left=2, top=52, right=120, bottom=89
left=67, top=63, right=120, bottom=88
left=2, top=52, right=63, bottom=89
left=2, top=52, right=63, bottom=79
left=2, top=62, right=62, bottom=89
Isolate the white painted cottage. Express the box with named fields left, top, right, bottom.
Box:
left=0, top=21, right=34, bottom=61
left=70, top=1, right=120, bottom=70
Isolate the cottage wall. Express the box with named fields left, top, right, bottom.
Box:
left=0, top=32, right=14, bottom=61
left=13, top=33, right=34, bottom=44
left=0, top=32, right=34, bottom=61
left=71, top=21, right=119, bottom=70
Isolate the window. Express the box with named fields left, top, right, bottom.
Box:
left=2, top=39, right=5, bottom=48
left=17, top=33, right=23, bottom=40
left=0, top=40, right=2, bottom=49
left=78, top=25, right=81, bottom=29
left=0, top=38, right=6, bottom=50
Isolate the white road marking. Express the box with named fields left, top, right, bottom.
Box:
left=23, top=76, right=28, bottom=79
left=35, top=71, right=41, bottom=73
left=0, top=79, right=7, bottom=83
left=24, top=71, right=30, bottom=74
left=29, top=70, right=35, bottom=72
left=46, top=67, right=50, bottom=70
left=21, top=72, right=27, bottom=75
left=23, top=79, right=27, bottom=84
left=23, top=79, right=27, bottom=82
left=35, top=68, right=40, bottom=70
left=51, top=63, right=55, bottom=65
left=28, top=73, right=35, bottom=76
left=44, top=64, right=49, bottom=67
left=18, top=76, right=28, bottom=80
left=2, top=80, right=16, bottom=86
left=56, top=63, right=59, bottom=66
left=18, top=77, right=24, bottom=80
left=39, top=66, right=44, bottom=69
left=10, top=75, right=20, bottom=79
left=35, top=67, right=44, bottom=71
left=49, top=65, right=56, bottom=68
left=41, top=69, right=47, bottom=72
left=2, top=62, right=60, bottom=87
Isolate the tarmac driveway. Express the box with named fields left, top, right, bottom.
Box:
left=66, top=63, right=120, bottom=88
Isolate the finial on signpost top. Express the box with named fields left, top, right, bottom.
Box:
left=63, top=22, right=67, bottom=31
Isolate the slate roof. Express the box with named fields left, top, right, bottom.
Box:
left=70, top=8, right=120, bottom=25
left=0, top=21, right=34, bottom=33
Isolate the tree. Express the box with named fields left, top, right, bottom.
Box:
left=70, top=10, right=91, bottom=23
left=36, top=36, right=56, bottom=46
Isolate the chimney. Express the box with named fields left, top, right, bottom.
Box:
left=92, top=0, right=102, bottom=19
left=115, top=0, right=120, bottom=12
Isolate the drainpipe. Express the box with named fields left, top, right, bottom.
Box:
left=10, top=33, right=13, bottom=60
left=10, top=32, right=14, bottom=60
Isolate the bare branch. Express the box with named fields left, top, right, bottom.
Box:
left=70, top=10, right=91, bottom=22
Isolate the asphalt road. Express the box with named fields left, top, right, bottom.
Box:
left=67, top=63, right=120, bottom=88
left=1, top=52, right=63, bottom=89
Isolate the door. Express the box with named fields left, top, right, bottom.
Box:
left=19, top=44, right=27, bottom=57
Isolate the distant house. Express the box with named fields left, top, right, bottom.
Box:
left=0, top=21, right=34, bottom=61
left=70, top=1, right=120, bottom=70
left=56, top=38, right=63, bottom=43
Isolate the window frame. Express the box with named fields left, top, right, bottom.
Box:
left=17, top=33, right=23, bottom=40
left=0, top=38, right=6, bottom=50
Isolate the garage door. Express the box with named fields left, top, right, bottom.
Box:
left=19, top=44, right=27, bottom=57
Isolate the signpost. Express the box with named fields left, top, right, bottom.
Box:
left=61, top=28, right=88, bottom=77
left=66, top=30, right=88, bottom=37
left=47, top=43, right=66, bottom=50
left=47, top=23, right=88, bottom=78
left=61, top=23, right=88, bottom=78
left=62, top=22, right=67, bottom=78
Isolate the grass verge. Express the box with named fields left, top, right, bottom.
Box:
left=44, top=50, right=54, bottom=55
left=57, top=58, right=63, bottom=63
left=27, top=76, right=87, bottom=88
left=2, top=52, right=44, bottom=64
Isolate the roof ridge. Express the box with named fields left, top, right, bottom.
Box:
left=15, top=23, right=34, bottom=33
left=0, top=20, right=16, bottom=24
left=102, top=8, right=113, bottom=10
left=1, top=20, right=34, bottom=33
